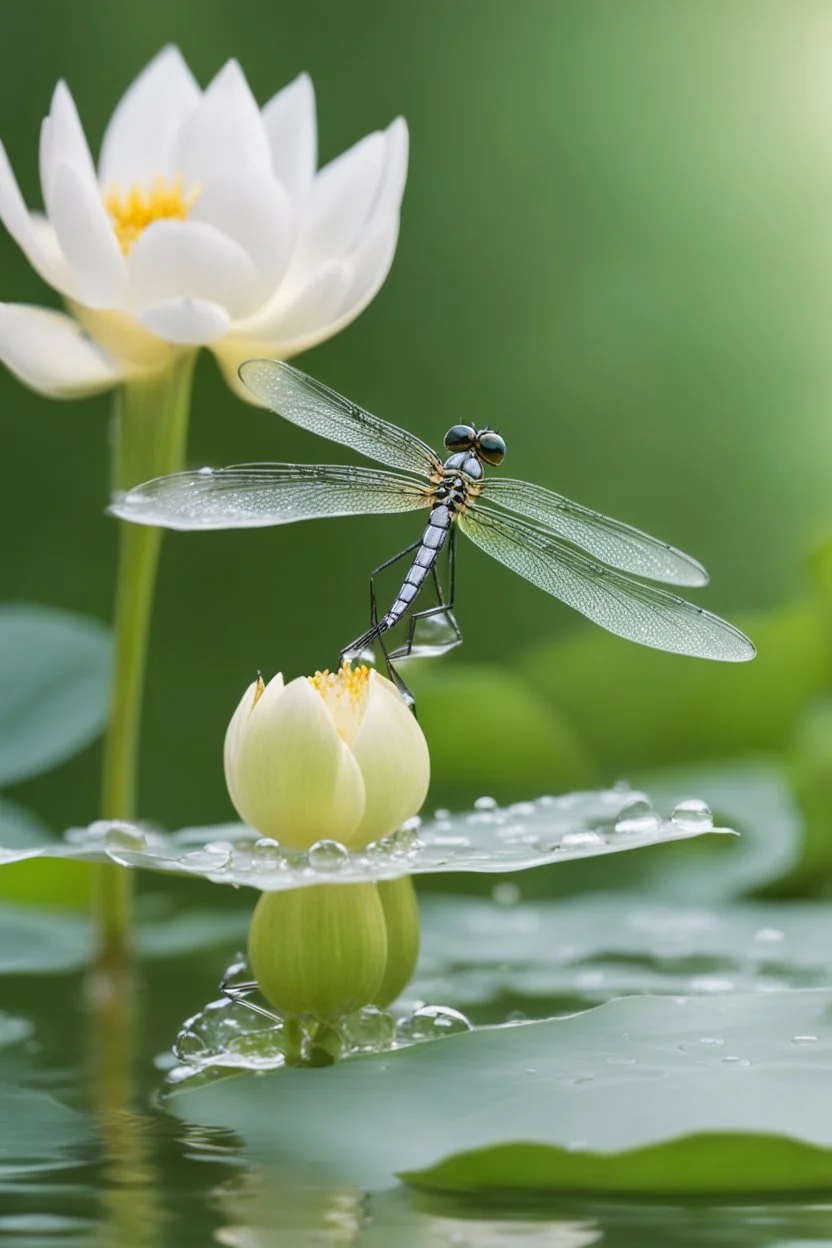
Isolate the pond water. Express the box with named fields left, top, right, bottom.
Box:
left=3, top=891, right=831, bottom=1248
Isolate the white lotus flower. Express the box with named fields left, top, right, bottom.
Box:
left=224, top=662, right=430, bottom=851
left=0, top=46, right=407, bottom=399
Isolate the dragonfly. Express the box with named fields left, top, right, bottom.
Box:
left=111, top=359, right=755, bottom=698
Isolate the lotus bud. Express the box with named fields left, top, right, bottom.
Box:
left=224, top=663, right=429, bottom=851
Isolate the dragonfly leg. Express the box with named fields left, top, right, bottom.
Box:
left=340, top=540, right=421, bottom=664
left=220, top=975, right=283, bottom=1025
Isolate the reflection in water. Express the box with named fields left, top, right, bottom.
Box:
left=1, top=933, right=831, bottom=1245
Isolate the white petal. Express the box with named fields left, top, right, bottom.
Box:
left=128, top=218, right=263, bottom=319
left=189, top=167, right=294, bottom=297
left=70, top=301, right=177, bottom=370
left=261, top=73, right=317, bottom=203
left=0, top=143, right=76, bottom=297
left=210, top=262, right=348, bottom=391
left=174, top=59, right=272, bottom=183
left=38, top=81, right=98, bottom=222
left=49, top=163, right=127, bottom=308
left=351, top=671, right=430, bottom=846
left=98, top=46, right=201, bottom=190
left=0, top=303, right=121, bottom=397
left=370, top=117, right=408, bottom=229
left=139, top=296, right=230, bottom=345
left=230, top=676, right=366, bottom=849
left=224, top=676, right=278, bottom=810
left=296, top=130, right=387, bottom=269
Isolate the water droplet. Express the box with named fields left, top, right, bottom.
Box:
left=722, top=1056, right=751, bottom=1066
left=252, top=837, right=283, bottom=871
left=561, top=830, right=605, bottom=849
left=388, top=824, right=422, bottom=857
left=340, top=1006, right=395, bottom=1054
left=434, top=808, right=450, bottom=820
left=506, top=1010, right=527, bottom=1023
left=491, top=881, right=521, bottom=907
left=175, top=1028, right=208, bottom=1063
left=197, top=465, right=213, bottom=476
left=177, top=845, right=231, bottom=872
left=509, top=801, right=537, bottom=817
left=395, top=1005, right=473, bottom=1044
left=753, top=927, right=785, bottom=945
left=430, top=835, right=471, bottom=848
left=671, top=798, right=713, bottom=831
left=699, top=1037, right=725, bottom=1046
left=104, top=824, right=147, bottom=853
left=791, top=1035, right=819, bottom=1044
left=690, top=975, right=735, bottom=994
left=614, top=798, right=661, bottom=834
left=307, top=839, right=349, bottom=872
left=474, top=795, right=498, bottom=811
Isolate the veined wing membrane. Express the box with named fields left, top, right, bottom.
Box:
left=460, top=504, right=755, bottom=661
left=482, top=478, right=708, bottom=587
left=110, top=464, right=430, bottom=531
left=239, top=359, right=441, bottom=477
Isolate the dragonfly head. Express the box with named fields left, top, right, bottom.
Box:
left=476, top=430, right=506, bottom=466
left=444, top=424, right=506, bottom=468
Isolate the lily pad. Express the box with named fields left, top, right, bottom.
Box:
left=0, top=788, right=730, bottom=892
left=0, top=903, right=249, bottom=973
left=169, top=989, right=832, bottom=1195
left=415, top=893, right=832, bottom=1012
left=0, top=604, right=112, bottom=788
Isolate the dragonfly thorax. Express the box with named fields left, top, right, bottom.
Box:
left=443, top=451, right=483, bottom=479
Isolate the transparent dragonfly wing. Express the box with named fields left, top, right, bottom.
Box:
left=239, top=359, right=441, bottom=477
left=481, top=478, right=708, bottom=587
left=459, top=504, right=755, bottom=662
left=110, top=463, right=431, bottom=531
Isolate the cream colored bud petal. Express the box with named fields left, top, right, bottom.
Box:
left=350, top=671, right=430, bottom=847
left=373, top=876, right=420, bottom=1008
left=223, top=675, right=276, bottom=812
left=232, top=675, right=365, bottom=848
left=249, top=882, right=387, bottom=1019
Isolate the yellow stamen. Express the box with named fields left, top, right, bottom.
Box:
left=103, top=175, right=200, bottom=254
left=308, top=661, right=370, bottom=745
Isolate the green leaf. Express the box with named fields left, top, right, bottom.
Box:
left=169, top=990, right=832, bottom=1195
left=0, top=903, right=249, bottom=973
left=0, top=604, right=112, bottom=787
left=0, top=1085, right=92, bottom=1163
left=0, top=797, right=93, bottom=909
left=0, top=786, right=728, bottom=891
left=518, top=601, right=826, bottom=780
left=415, top=893, right=832, bottom=1012
left=497, top=760, right=800, bottom=903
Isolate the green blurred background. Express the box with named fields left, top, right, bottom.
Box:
left=3, top=0, right=832, bottom=835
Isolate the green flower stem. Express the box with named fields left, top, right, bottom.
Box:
left=97, top=350, right=197, bottom=962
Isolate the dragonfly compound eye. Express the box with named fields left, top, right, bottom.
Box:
left=444, top=424, right=477, bottom=452
left=477, top=431, right=506, bottom=465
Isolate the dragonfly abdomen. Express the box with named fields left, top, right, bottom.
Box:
left=382, top=503, right=453, bottom=629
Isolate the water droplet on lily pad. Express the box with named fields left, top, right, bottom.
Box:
left=561, top=830, right=605, bottom=849
left=614, top=798, right=661, bottom=834
left=340, top=1006, right=395, bottom=1054
left=307, top=839, right=349, bottom=872
left=791, top=1034, right=819, bottom=1044
left=105, top=824, right=147, bottom=853
left=670, top=798, right=713, bottom=831
left=252, top=838, right=283, bottom=871
left=474, top=795, right=498, bottom=811
left=177, top=845, right=231, bottom=872
left=396, top=1005, right=473, bottom=1044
